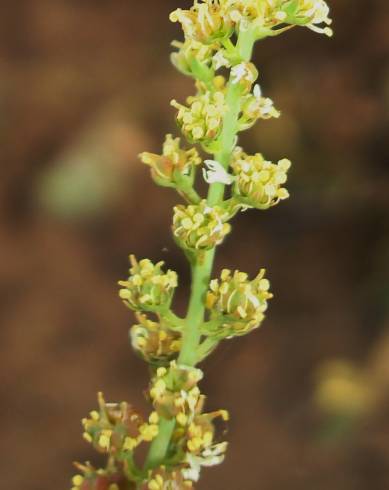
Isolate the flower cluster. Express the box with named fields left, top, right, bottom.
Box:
left=139, top=135, right=201, bottom=189
left=81, top=393, right=160, bottom=457
left=173, top=200, right=232, bottom=252
left=170, top=0, right=333, bottom=45
left=231, top=147, right=291, bottom=209
left=149, top=362, right=204, bottom=423
left=130, top=313, right=181, bottom=365
left=172, top=78, right=277, bottom=149
left=205, top=268, right=273, bottom=337
left=74, top=381, right=227, bottom=488
left=223, top=0, right=333, bottom=36
left=149, top=362, right=228, bottom=482
left=118, top=256, right=178, bottom=313
left=171, top=88, right=227, bottom=150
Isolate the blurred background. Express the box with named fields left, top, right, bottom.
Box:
left=1, top=1, right=389, bottom=489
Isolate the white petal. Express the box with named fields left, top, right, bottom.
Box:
left=203, top=160, right=235, bottom=185
left=253, top=84, right=262, bottom=99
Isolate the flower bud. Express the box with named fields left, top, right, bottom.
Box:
left=231, top=148, right=291, bottom=209
left=130, top=313, right=181, bottom=365
left=140, top=134, right=201, bottom=188
left=206, top=268, right=273, bottom=337
left=172, top=200, right=231, bottom=251
left=118, top=256, right=178, bottom=313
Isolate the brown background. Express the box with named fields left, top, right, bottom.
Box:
left=1, top=1, right=389, bottom=489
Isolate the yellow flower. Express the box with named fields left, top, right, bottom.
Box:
left=140, top=134, right=201, bottom=189
left=288, top=0, right=333, bottom=37
left=206, top=268, right=273, bottom=337
left=130, top=313, right=181, bottom=364
left=231, top=148, right=291, bottom=209
left=118, top=255, right=178, bottom=313
left=171, top=39, right=219, bottom=78
left=149, top=362, right=204, bottom=423
left=173, top=200, right=231, bottom=251
left=170, top=2, right=233, bottom=44
left=171, top=89, right=227, bottom=149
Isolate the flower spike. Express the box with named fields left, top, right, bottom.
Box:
left=70, top=0, right=333, bottom=487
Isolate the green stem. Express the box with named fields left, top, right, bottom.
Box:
left=143, top=417, right=176, bottom=471
left=207, top=81, right=242, bottom=206
left=177, top=185, right=201, bottom=204
left=196, top=337, right=220, bottom=363
left=144, top=30, right=256, bottom=472
left=236, top=26, right=256, bottom=61
left=178, top=249, right=216, bottom=365
left=161, top=310, right=185, bottom=331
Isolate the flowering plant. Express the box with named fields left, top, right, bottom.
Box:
left=70, top=1, right=332, bottom=488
